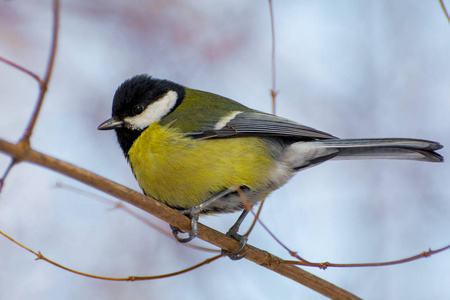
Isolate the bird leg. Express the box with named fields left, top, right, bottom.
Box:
left=221, top=209, right=249, bottom=260
left=170, top=189, right=235, bottom=243
left=170, top=189, right=250, bottom=260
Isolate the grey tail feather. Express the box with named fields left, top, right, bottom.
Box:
left=318, top=138, right=443, bottom=163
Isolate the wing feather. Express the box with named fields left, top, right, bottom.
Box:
left=186, top=112, right=336, bottom=140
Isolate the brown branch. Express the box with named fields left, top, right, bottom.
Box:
left=0, top=229, right=222, bottom=281
left=268, top=0, right=278, bottom=115
left=0, top=160, right=15, bottom=192
left=243, top=207, right=450, bottom=269
left=0, top=139, right=360, bottom=300
left=128, top=254, right=222, bottom=281
left=0, top=57, right=43, bottom=85
left=286, top=244, right=450, bottom=269
left=244, top=198, right=266, bottom=236
left=252, top=210, right=313, bottom=264
left=0, top=0, right=60, bottom=191
left=21, top=0, right=60, bottom=143
left=440, top=0, right=450, bottom=23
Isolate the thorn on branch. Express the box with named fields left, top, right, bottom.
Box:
left=114, top=202, right=124, bottom=209
left=270, top=89, right=278, bottom=98
left=422, top=249, right=432, bottom=258
left=318, top=262, right=330, bottom=270
left=36, top=251, right=44, bottom=261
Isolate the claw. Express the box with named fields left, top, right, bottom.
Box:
left=170, top=212, right=199, bottom=243
left=221, top=230, right=248, bottom=260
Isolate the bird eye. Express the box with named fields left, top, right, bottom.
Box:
left=132, top=104, right=144, bottom=115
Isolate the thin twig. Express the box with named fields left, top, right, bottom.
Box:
left=237, top=0, right=277, bottom=240
left=0, top=0, right=60, bottom=192
left=247, top=205, right=449, bottom=269
left=0, top=160, right=15, bottom=192
left=250, top=209, right=313, bottom=264
left=268, top=0, right=278, bottom=115
left=235, top=188, right=312, bottom=263
left=440, top=0, right=450, bottom=23
left=286, top=244, right=450, bottom=269
left=128, top=255, right=222, bottom=281
left=244, top=198, right=266, bottom=237
left=21, top=0, right=60, bottom=142
left=57, top=182, right=219, bottom=253
left=0, top=229, right=221, bottom=281
left=0, top=57, right=43, bottom=85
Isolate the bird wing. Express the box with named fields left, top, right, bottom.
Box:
left=185, top=111, right=336, bottom=140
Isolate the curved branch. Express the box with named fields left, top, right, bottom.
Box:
left=0, top=138, right=360, bottom=300
left=0, top=57, right=43, bottom=85
left=21, top=0, right=60, bottom=142
left=0, top=0, right=61, bottom=191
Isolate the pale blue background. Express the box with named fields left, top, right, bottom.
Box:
left=1, top=1, right=449, bottom=299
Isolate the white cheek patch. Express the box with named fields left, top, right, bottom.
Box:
left=124, top=90, right=178, bottom=130
left=214, top=111, right=243, bottom=130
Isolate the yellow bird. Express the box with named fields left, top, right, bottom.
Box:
left=98, top=74, right=443, bottom=258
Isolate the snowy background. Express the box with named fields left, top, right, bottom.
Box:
left=1, top=1, right=449, bottom=299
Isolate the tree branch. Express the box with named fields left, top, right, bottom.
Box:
left=0, top=138, right=360, bottom=300
left=21, top=0, right=60, bottom=142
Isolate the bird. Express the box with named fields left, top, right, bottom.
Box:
left=98, top=74, right=443, bottom=258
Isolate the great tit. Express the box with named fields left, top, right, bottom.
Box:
left=98, top=74, right=443, bottom=252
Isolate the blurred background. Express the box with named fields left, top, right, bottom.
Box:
left=1, top=1, right=449, bottom=299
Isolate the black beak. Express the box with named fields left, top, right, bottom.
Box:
left=97, top=117, right=124, bottom=130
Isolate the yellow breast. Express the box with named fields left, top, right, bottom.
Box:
left=127, top=123, right=276, bottom=209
